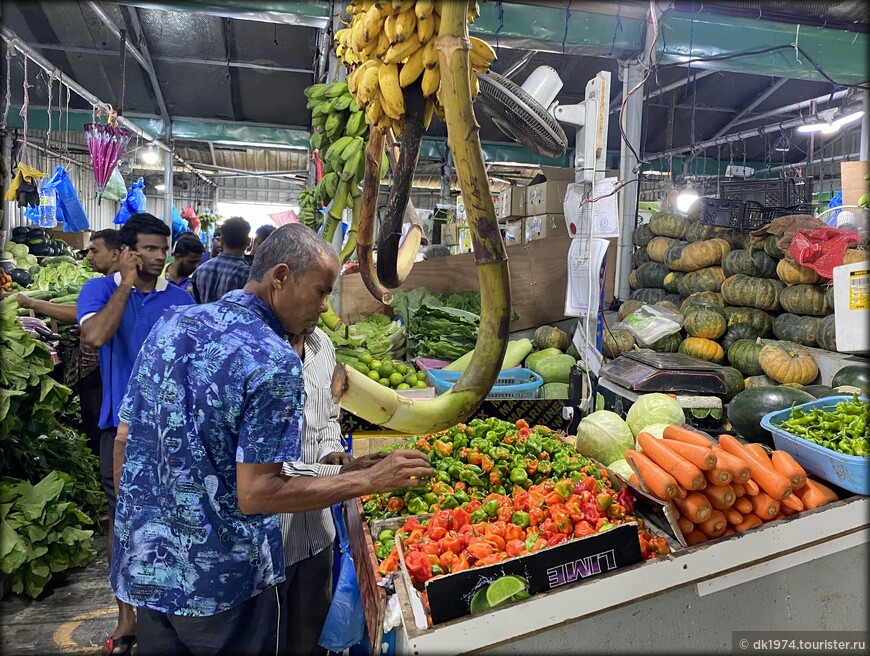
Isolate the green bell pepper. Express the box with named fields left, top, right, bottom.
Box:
left=440, top=495, right=460, bottom=510
left=453, top=490, right=470, bottom=505
left=511, top=511, right=530, bottom=528
left=469, top=509, right=487, bottom=524
left=378, top=529, right=395, bottom=543
left=407, top=497, right=429, bottom=514
left=459, top=469, right=486, bottom=487
left=482, top=499, right=500, bottom=518
left=509, top=467, right=529, bottom=485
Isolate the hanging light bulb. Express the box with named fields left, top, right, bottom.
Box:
left=773, top=130, right=790, bottom=153
left=141, top=144, right=159, bottom=165
left=797, top=107, right=864, bottom=135
left=676, top=182, right=699, bottom=213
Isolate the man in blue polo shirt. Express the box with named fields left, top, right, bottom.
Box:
left=77, top=212, right=194, bottom=656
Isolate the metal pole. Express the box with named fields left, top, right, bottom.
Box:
left=727, top=90, right=849, bottom=129
left=163, top=148, right=173, bottom=234
left=1, top=133, right=13, bottom=243
left=615, top=60, right=644, bottom=301
left=118, top=29, right=127, bottom=116
left=861, top=91, right=870, bottom=161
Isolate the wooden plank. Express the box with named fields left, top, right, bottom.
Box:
left=345, top=498, right=387, bottom=655
left=337, top=236, right=573, bottom=331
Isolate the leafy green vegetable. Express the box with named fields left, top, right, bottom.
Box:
left=410, top=305, right=479, bottom=360
left=31, top=261, right=100, bottom=292
left=389, top=287, right=444, bottom=328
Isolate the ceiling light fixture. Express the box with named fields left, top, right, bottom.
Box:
left=141, top=144, right=160, bottom=165
left=154, top=183, right=166, bottom=192
left=797, top=108, right=864, bottom=135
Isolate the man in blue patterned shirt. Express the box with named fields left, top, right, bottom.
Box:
left=110, top=224, right=434, bottom=655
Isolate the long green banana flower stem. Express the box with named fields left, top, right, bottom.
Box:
left=333, top=0, right=510, bottom=434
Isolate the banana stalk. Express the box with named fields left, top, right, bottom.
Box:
left=338, top=184, right=362, bottom=264
left=320, top=298, right=345, bottom=332
left=376, top=81, right=426, bottom=288
left=334, top=0, right=510, bottom=433
left=385, top=131, right=426, bottom=282
left=355, top=128, right=394, bottom=305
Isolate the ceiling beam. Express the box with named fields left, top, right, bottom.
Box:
left=610, top=69, right=717, bottom=115
left=726, top=89, right=850, bottom=129
left=122, top=5, right=172, bottom=133
left=221, top=18, right=244, bottom=122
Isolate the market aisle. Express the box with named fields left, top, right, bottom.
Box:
left=0, top=542, right=116, bottom=655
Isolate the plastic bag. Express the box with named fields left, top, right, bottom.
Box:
left=101, top=167, right=127, bottom=202
left=114, top=177, right=147, bottom=225
left=46, top=166, right=90, bottom=232
left=789, top=227, right=862, bottom=279
left=171, top=205, right=191, bottom=243
left=318, top=504, right=365, bottom=652
left=616, top=304, right=683, bottom=346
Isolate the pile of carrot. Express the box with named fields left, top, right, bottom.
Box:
left=625, top=425, right=839, bottom=546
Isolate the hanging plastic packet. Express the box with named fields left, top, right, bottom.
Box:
left=616, top=304, right=684, bottom=346
left=37, top=181, right=58, bottom=228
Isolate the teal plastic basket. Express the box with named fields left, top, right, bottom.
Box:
left=426, top=368, right=543, bottom=400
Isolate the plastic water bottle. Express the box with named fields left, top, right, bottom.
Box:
left=38, top=186, right=58, bottom=228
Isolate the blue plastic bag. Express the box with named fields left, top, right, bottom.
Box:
left=318, top=505, right=365, bottom=652
left=170, top=205, right=191, bottom=243
left=41, top=166, right=90, bottom=232
left=114, top=177, right=147, bottom=225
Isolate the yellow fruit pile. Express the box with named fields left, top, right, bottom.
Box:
left=334, top=0, right=496, bottom=133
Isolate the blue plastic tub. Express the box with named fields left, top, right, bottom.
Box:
left=760, top=396, right=869, bottom=495
left=427, top=368, right=543, bottom=400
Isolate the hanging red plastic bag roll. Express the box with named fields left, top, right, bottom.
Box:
left=788, top=227, right=861, bottom=279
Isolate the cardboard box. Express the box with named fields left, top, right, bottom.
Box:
left=503, top=219, right=525, bottom=246
left=48, top=228, right=91, bottom=250
left=526, top=166, right=575, bottom=215
left=525, top=213, right=568, bottom=242
left=840, top=161, right=869, bottom=208
left=440, top=222, right=459, bottom=246
left=497, top=186, right=527, bottom=220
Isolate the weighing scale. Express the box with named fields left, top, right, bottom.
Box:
left=599, top=352, right=727, bottom=395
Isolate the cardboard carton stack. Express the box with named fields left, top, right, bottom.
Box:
left=498, top=166, right=573, bottom=245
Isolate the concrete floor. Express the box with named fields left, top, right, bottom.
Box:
left=0, top=540, right=118, bottom=655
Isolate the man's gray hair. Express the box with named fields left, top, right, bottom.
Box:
left=248, top=223, right=338, bottom=282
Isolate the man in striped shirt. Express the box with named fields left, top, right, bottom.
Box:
left=279, top=327, right=385, bottom=655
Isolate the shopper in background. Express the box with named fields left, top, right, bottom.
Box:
left=110, top=224, right=433, bottom=655
left=77, top=213, right=195, bottom=656
left=165, top=232, right=205, bottom=293
left=279, top=324, right=387, bottom=655
left=16, top=229, right=123, bottom=456
left=190, top=216, right=251, bottom=303
left=246, top=223, right=277, bottom=264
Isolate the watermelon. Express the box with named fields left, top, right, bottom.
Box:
left=726, top=386, right=815, bottom=445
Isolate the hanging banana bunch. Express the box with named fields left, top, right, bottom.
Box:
left=331, top=0, right=510, bottom=434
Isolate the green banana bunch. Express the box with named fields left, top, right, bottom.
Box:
left=297, top=187, right=323, bottom=232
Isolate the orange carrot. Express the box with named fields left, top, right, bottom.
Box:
left=781, top=504, right=798, bottom=517
left=721, top=526, right=735, bottom=536
left=732, top=482, right=746, bottom=497
left=743, top=478, right=760, bottom=496
left=717, top=435, right=792, bottom=500
left=744, top=442, right=773, bottom=466
left=750, top=491, right=780, bottom=519
left=798, top=479, right=838, bottom=510
left=770, top=451, right=807, bottom=489
left=685, top=530, right=708, bottom=546
left=624, top=450, right=682, bottom=501
left=734, top=497, right=753, bottom=515
left=629, top=473, right=639, bottom=487
left=710, top=447, right=752, bottom=484
left=697, top=510, right=727, bottom=538
left=724, top=508, right=743, bottom=526
left=772, top=512, right=786, bottom=520
left=781, top=493, right=804, bottom=512
left=662, top=425, right=713, bottom=447
left=638, top=432, right=706, bottom=491
left=677, top=517, right=695, bottom=535
left=662, top=439, right=718, bottom=470
left=733, top=514, right=763, bottom=532
left=672, top=491, right=713, bottom=524
left=703, top=483, right=736, bottom=510
left=705, top=467, right=733, bottom=486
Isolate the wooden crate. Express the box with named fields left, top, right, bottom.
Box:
left=345, top=498, right=387, bottom=655
left=337, top=236, right=573, bottom=331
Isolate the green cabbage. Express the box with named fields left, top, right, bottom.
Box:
left=607, top=458, right=635, bottom=481
left=574, top=410, right=634, bottom=466
left=626, top=393, right=685, bottom=438
left=634, top=422, right=670, bottom=448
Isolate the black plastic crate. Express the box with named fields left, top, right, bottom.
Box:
left=720, top=178, right=812, bottom=207
left=741, top=203, right=815, bottom=231
left=699, top=197, right=743, bottom=229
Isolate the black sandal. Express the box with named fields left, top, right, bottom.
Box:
left=102, top=634, right=137, bottom=655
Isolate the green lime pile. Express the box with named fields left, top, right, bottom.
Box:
left=350, top=353, right=429, bottom=391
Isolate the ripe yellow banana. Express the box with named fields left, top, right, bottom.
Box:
left=394, top=8, right=416, bottom=43
left=357, top=62, right=382, bottom=106
left=351, top=18, right=367, bottom=52
left=361, top=3, right=387, bottom=45
left=421, top=64, right=440, bottom=97
left=423, top=98, right=435, bottom=130
left=415, top=0, right=434, bottom=20
left=399, top=46, right=425, bottom=87
left=376, top=30, right=391, bottom=59
left=366, top=96, right=385, bottom=129
left=384, top=33, right=421, bottom=65
left=469, top=70, right=479, bottom=97
left=417, top=14, right=434, bottom=44
left=378, top=62, right=405, bottom=120
left=469, top=37, right=496, bottom=68
left=422, top=39, right=439, bottom=69
left=384, top=13, right=397, bottom=43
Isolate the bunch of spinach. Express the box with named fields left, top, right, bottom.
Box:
left=0, top=471, right=97, bottom=598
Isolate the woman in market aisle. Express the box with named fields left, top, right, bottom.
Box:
left=15, top=229, right=123, bottom=457
left=77, top=214, right=195, bottom=656
left=110, top=223, right=434, bottom=655
left=164, top=232, right=206, bottom=293
left=190, top=216, right=251, bottom=303
left=279, top=321, right=387, bottom=656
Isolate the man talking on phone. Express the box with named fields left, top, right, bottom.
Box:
left=77, top=213, right=194, bottom=655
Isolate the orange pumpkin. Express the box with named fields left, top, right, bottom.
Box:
left=758, top=341, right=819, bottom=385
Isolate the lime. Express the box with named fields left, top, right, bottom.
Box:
left=389, top=372, right=405, bottom=387
left=354, top=362, right=370, bottom=375
left=469, top=586, right=491, bottom=614
left=369, top=360, right=383, bottom=371
left=416, top=371, right=427, bottom=382
left=379, top=377, right=391, bottom=387
left=396, top=383, right=411, bottom=391
left=510, top=590, right=531, bottom=601
left=414, top=380, right=428, bottom=389
left=378, top=363, right=395, bottom=378
left=360, top=352, right=373, bottom=365
left=395, top=363, right=408, bottom=375
left=367, top=370, right=381, bottom=381
left=486, top=575, right=527, bottom=608
left=404, top=373, right=418, bottom=386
